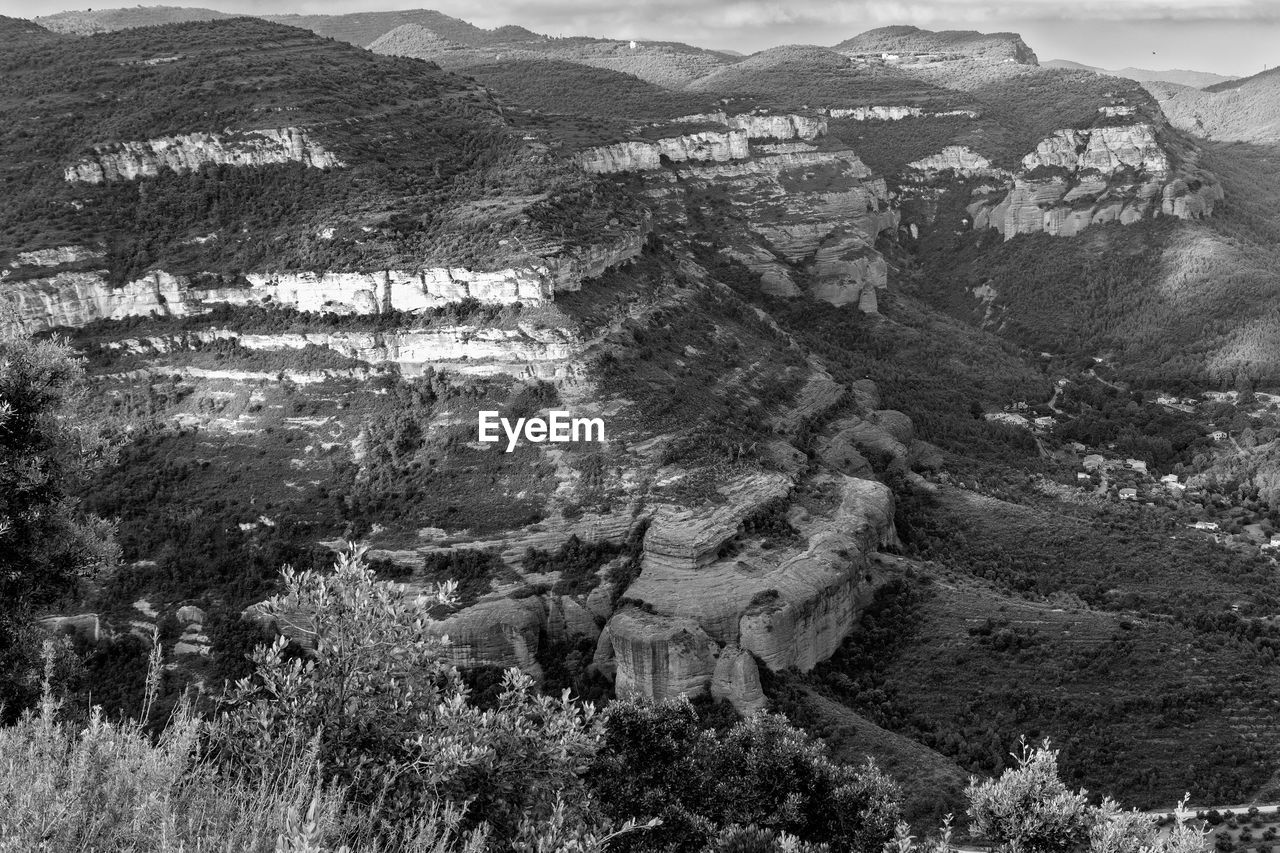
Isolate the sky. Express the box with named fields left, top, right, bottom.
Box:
left=7, top=0, right=1279, bottom=77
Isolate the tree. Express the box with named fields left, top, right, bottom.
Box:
left=589, top=696, right=901, bottom=852
left=962, top=740, right=1206, bottom=853
left=212, top=544, right=607, bottom=846
left=0, top=337, right=116, bottom=718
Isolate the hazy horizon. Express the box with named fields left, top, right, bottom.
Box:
left=5, top=0, right=1278, bottom=77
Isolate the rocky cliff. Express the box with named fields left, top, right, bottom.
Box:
left=661, top=147, right=898, bottom=310
left=827, top=106, right=979, bottom=121
left=577, top=130, right=749, bottom=174
left=105, top=325, right=579, bottom=377
left=596, top=472, right=897, bottom=713
left=906, top=120, right=1222, bottom=239
left=64, top=127, right=344, bottom=183
left=0, top=230, right=645, bottom=335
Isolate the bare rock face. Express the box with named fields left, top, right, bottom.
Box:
left=0, top=231, right=645, bottom=336
left=175, top=605, right=206, bottom=624
left=603, top=470, right=899, bottom=713
left=710, top=644, right=766, bottom=714
left=1021, top=124, right=1170, bottom=174
left=38, top=613, right=102, bottom=643
left=64, top=128, right=343, bottom=183
left=106, top=325, right=579, bottom=377
left=828, top=106, right=979, bottom=121
left=643, top=472, right=794, bottom=573
left=9, top=245, right=101, bottom=267
left=907, top=120, right=1223, bottom=240
left=668, top=149, right=897, bottom=310
left=609, top=609, right=722, bottom=699
left=728, top=113, right=827, bottom=142
left=430, top=596, right=547, bottom=674
left=577, top=130, right=749, bottom=174
left=908, top=146, right=1003, bottom=178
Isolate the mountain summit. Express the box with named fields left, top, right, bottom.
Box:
left=835, top=25, right=1039, bottom=65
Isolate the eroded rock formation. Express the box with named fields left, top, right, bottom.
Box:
left=663, top=149, right=898, bottom=309
left=0, top=231, right=645, bottom=336
left=105, top=325, right=579, bottom=376
left=577, top=130, right=749, bottom=174
left=64, top=128, right=344, bottom=183
left=827, top=106, right=978, bottom=120
left=906, top=120, right=1223, bottom=239
left=599, top=466, right=900, bottom=712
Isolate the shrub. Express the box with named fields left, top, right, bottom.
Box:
left=589, top=696, right=901, bottom=853
left=212, top=544, right=605, bottom=845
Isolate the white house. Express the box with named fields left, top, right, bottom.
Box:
left=1192, top=521, right=1220, bottom=531
left=1118, top=488, right=1139, bottom=501
left=1211, top=430, right=1228, bottom=441
left=1125, top=459, right=1148, bottom=475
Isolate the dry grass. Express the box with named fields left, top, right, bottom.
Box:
left=0, top=643, right=484, bottom=853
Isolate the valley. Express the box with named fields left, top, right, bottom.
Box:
left=5, top=7, right=1280, bottom=850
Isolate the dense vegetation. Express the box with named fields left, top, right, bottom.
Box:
left=0, top=17, right=640, bottom=279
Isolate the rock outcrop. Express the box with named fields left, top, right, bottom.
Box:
left=106, top=325, right=579, bottom=377
left=1020, top=124, right=1167, bottom=174
left=728, top=113, right=826, bottom=141
left=600, top=470, right=898, bottom=713
left=9, top=245, right=101, bottom=267
left=906, top=121, right=1223, bottom=240
left=0, top=231, right=645, bottom=336
left=577, top=130, right=749, bottom=174
left=907, top=146, right=1003, bottom=178
left=663, top=149, right=897, bottom=309
left=64, top=128, right=344, bottom=183
left=827, top=106, right=978, bottom=121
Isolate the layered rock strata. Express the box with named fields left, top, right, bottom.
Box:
left=64, top=128, right=344, bottom=183
left=597, top=473, right=898, bottom=711
left=827, top=106, right=978, bottom=120
left=0, top=231, right=644, bottom=335
left=670, top=149, right=898, bottom=309
left=577, top=130, right=749, bottom=174
left=104, top=325, right=579, bottom=377
left=906, top=122, right=1222, bottom=239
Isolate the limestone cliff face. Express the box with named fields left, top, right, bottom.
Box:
left=0, top=231, right=645, bottom=336
left=728, top=113, right=826, bottom=142
left=827, top=106, right=978, bottom=121
left=577, top=130, right=749, bottom=174
left=907, top=146, right=1003, bottom=178
left=107, top=325, right=579, bottom=377
left=1, top=271, right=192, bottom=335
left=1020, top=124, right=1167, bottom=174
left=600, top=468, right=898, bottom=712
left=64, top=128, right=344, bottom=183
left=664, top=149, right=898, bottom=309
left=906, top=121, right=1222, bottom=240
